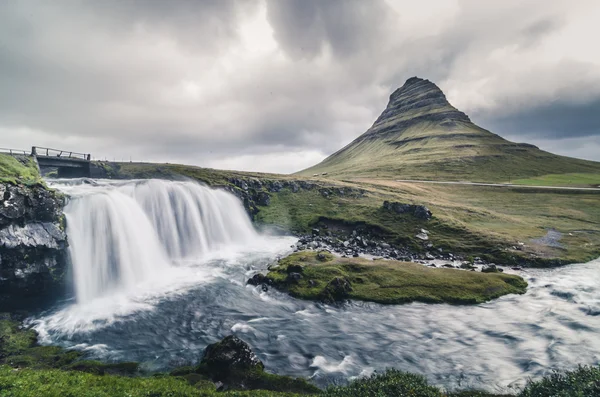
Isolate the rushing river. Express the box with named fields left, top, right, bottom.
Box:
left=31, top=179, right=600, bottom=393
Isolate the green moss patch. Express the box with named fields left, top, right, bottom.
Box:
left=266, top=252, right=527, bottom=305
left=0, top=154, right=42, bottom=185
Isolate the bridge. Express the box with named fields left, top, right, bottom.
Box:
left=1, top=146, right=92, bottom=177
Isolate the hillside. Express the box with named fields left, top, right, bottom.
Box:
left=298, top=77, right=600, bottom=182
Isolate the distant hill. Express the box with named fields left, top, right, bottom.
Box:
left=298, top=77, right=600, bottom=182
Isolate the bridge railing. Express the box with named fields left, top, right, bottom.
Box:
left=0, top=147, right=29, bottom=156
left=32, top=146, right=91, bottom=161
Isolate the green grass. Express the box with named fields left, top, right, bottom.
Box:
left=0, top=154, right=42, bottom=185
left=101, top=162, right=600, bottom=266
left=265, top=252, right=527, bottom=304
left=512, top=173, right=600, bottom=188
left=3, top=364, right=600, bottom=397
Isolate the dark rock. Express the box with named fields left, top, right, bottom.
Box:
left=286, top=272, right=303, bottom=283
left=311, top=228, right=320, bottom=236
left=482, top=265, right=503, bottom=273
left=200, top=335, right=264, bottom=376
left=247, top=274, right=271, bottom=286
left=316, top=252, right=328, bottom=261
left=320, top=277, right=353, bottom=303
left=255, top=192, right=270, bottom=206
left=382, top=201, right=432, bottom=220
left=286, top=264, right=304, bottom=274
left=442, top=264, right=455, bottom=268
left=0, top=182, right=67, bottom=310
left=460, top=263, right=475, bottom=270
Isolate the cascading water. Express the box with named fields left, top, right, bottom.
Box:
left=52, top=179, right=259, bottom=303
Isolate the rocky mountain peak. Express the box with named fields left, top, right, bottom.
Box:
left=372, top=77, right=471, bottom=128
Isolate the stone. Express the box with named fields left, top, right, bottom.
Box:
left=320, top=277, right=353, bottom=303
left=200, top=335, right=264, bottom=376
left=286, top=272, right=303, bottom=283
left=382, top=201, right=432, bottom=220
left=482, top=265, right=503, bottom=273
left=286, top=264, right=304, bottom=274
left=247, top=274, right=270, bottom=286
left=256, top=192, right=270, bottom=206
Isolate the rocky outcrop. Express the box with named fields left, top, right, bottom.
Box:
left=225, top=177, right=365, bottom=220
left=0, top=183, right=67, bottom=310
left=383, top=201, right=432, bottom=220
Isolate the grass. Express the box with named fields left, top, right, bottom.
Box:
left=265, top=252, right=527, bottom=304
left=0, top=154, right=42, bottom=185
left=512, top=173, right=600, bottom=188
left=2, top=364, right=600, bottom=397
left=101, top=162, right=600, bottom=266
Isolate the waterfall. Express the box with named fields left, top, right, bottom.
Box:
left=53, top=179, right=258, bottom=303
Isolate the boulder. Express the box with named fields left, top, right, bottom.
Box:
left=256, top=192, right=270, bottom=206
left=482, top=265, right=503, bottom=273
left=382, top=201, right=432, bottom=220
left=319, top=277, right=353, bottom=303
left=200, top=335, right=264, bottom=376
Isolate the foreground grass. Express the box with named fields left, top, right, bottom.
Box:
left=265, top=252, right=527, bottom=304
left=512, top=173, right=600, bottom=188
left=1, top=365, right=599, bottom=397
left=0, top=154, right=41, bottom=185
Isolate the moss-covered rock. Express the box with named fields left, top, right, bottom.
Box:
left=264, top=252, right=527, bottom=305
left=197, top=335, right=319, bottom=394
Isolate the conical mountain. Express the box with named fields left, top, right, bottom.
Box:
left=298, top=77, right=600, bottom=181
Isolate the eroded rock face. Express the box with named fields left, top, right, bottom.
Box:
left=383, top=201, right=432, bottom=220
left=0, top=183, right=67, bottom=310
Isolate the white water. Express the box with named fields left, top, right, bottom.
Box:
left=51, top=179, right=259, bottom=303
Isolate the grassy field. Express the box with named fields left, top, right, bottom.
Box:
left=0, top=154, right=42, bottom=185
left=265, top=252, right=527, bottom=304
left=100, top=162, right=600, bottom=266
left=512, top=173, right=600, bottom=187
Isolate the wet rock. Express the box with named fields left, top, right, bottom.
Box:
left=247, top=274, right=271, bottom=286
left=482, top=265, right=503, bottom=273
left=442, top=263, right=455, bottom=268
left=460, top=263, right=475, bottom=270
left=200, top=335, right=264, bottom=376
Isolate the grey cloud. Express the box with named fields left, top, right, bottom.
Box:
left=265, top=0, right=392, bottom=59
left=0, top=0, right=599, bottom=171
left=478, top=97, right=600, bottom=140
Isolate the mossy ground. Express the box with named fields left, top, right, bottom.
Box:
left=0, top=154, right=42, bottom=185
left=266, top=252, right=527, bottom=304
left=511, top=172, right=600, bottom=188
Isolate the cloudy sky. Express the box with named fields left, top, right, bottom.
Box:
left=1, top=0, right=599, bottom=173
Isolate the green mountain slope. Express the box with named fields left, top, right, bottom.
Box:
left=298, top=77, right=600, bottom=182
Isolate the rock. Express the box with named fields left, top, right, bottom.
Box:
left=482, top=265, right=503, bottom=273
left=460, top=263, right=475, bottom=270
left=286, top=264, right=304, bottom=274
left=247, top=274, right=271, bottom=286
left=286, top=272, right=303, bottom=283
left=511, top=267, right=523, bottom=271
left=442, top=264, right=455, bottom=268
left=320, top=277, right=353, bottom=303
left=311, top=228, right=320, bottom=236
left=416, top=231, right=429, bottom=241
left=425, top=253, right=435, bottom=260
left=316, top=252, right=328, bottom=261
left=255, top=192, right=270, bottom=206
left=382, top=201, right=432, bottom=220
left=200, top=335, right=264, bottom=376
left=352, top=252, right=359, bottom=258
left=0, top=182, right=67, bottom=310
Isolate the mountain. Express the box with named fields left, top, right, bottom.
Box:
left=298, top=77, right=600, bottom=182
